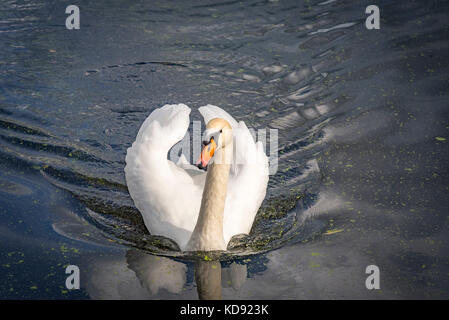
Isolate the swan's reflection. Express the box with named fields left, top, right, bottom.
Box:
left=51, top=205, right=250, bottom=299
left=126, top=249, right=247, bottom=300
left=126, top=250, right=187, bottom=295
left=221, top=262, right=247, bottom=291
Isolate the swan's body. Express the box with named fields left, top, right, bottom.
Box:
left=124, top=104, right=268, bottom=251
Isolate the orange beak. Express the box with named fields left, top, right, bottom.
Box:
left=196, top=138, right=216, bottom=169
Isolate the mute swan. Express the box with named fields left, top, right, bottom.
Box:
left=124, top=104, right=268, bottom=251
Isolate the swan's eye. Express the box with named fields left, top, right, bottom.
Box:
left=220, top=129, right=222, bottom=133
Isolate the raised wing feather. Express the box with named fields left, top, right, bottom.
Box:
left=199, top=104, right=239, bottom=129
left=125, top=104, right=202, bottom=249
left=223, top=121, right=269, bottom=244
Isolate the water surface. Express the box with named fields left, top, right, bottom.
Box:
left=0, top=0, right=448, bottom=299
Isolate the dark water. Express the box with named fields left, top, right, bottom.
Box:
left=1, top=0, right=448, bottom=299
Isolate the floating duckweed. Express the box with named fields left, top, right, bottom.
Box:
left=71, top=188, right=325, bottom=261
left=256, top=193, right=302, bottom=221
left=324, top=228, right=344, bottom=235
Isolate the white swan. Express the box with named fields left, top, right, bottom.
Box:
left=124, top=104, right=268, bottom=251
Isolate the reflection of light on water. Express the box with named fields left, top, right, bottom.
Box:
left=270, top=111, right=304, bottom=129
left=308, top=22, right=357, bottom=35
left=297, top=191, right=344, bottom=224
left=283, top=159, right=320, bottom=187
left=322, top=109, right=393, bottom=144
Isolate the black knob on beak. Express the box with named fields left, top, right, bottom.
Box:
left=196, top=162, right=207, bottom=171
left=202, top=136, right=214, bottom=146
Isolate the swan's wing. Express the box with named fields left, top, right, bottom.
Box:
left=223, top=121, right=269, bottom=245
left=176, top=154, right=205, bottom=178
left=176, top=154, right=200, bottom=171
left=199, top=104, right=239, bottom=129
left=135, top=103, right=189, bottom=148
left=125, top=104, right=203, bottom=249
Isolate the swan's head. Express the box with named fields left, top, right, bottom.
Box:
left=197, top=118, right=232, bottom=170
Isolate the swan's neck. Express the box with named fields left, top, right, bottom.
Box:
left=186, top=146, right=232, bottom=251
